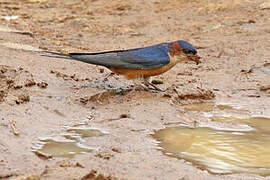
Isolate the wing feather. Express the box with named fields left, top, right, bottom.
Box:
left=68, top=43, right=171, bottom=69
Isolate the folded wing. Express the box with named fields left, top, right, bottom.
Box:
left=68, top=43, right=171, bottom=69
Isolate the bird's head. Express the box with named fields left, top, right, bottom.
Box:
left=169, top=40, right=201, bottom=64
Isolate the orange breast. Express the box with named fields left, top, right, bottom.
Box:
left=109, top=55, right=178, bottom=79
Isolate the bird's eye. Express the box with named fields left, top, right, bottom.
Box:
left=183, top=49, right=196, bottom=55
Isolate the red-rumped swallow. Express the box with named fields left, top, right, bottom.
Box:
left=44, top=40, right=200, bottom=91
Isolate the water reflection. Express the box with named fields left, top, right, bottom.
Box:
left=35, top=138, right=93, bottom=158
left=33, top=127, right=105, bottom=158
left=153, top=116, right=270, bottom=176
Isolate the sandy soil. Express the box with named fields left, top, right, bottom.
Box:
left=0, top=0, right=270, bottom=179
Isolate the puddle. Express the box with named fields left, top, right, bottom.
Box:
left=211, top=116, right=270, bottom=135
left=33, top=127, right=105, bottom=158
left=216, top=105, right=234, bottom=111
left=252, top=67, right=270, bottom=76
left=0, top=25, right=21, bottom=33
left=153, top=116, right=270, bottom=176
left=34, top=138, right=94, bottom=158
left=182, top=102, right=215, bottom=112
left=1, top=42, right=42, bottom=51
left=182, top=102, right=234, bottom=112
left=66, top=127, right=105, bottom=138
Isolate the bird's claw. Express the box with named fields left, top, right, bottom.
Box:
left=147, top=83, right=165, bottom=92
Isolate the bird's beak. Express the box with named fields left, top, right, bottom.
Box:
left=188, top=54, right=201, bottom=65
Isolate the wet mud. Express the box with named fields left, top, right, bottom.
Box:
left=0, top=0, right=270, bottom=179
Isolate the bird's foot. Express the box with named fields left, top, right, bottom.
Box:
left=143, top=78, right=165, bottom=92
left=133, top=85, right=164, bottom=93
left=142, top=77, right=165, bottom=92
left=146, top=82, right=165, bottom=92
left=132, top=77, right=165, bottom=92
left=103, top=72, right=115, bottom=81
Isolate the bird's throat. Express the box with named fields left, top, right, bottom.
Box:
left=168, top=53, right=183, bottom=65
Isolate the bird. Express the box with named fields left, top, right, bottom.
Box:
left=43, top=40, right=200, bottom=91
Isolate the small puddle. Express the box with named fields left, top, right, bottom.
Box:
left=66, top=127, right=105, bottom=138
left=252, top=67, right=270, bottom=76
left=211, top=116, right=270, bottom=133
left=216, top=105, right=234, bottom=111
left=35, top=139, right=94, bottom=158
left=33, top=127, right=106, bottom=158
left=182, top=102, right=234, bottom=112
left=153, top=116, right=270, bottom=176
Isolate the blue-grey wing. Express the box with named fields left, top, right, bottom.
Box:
left=69, top=43, right=171, bottom=69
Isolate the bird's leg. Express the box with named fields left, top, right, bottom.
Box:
left=132, top=77, right=149, bottom=91
left=103, top=72, right=115, bottom=81
left=143, top=77, right=165, bottom=92
left=131, top=77, right=164, bottom=92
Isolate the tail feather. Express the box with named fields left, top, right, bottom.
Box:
left=42, top=51, right=70, bottom=58
left=41, top=51, right=118, bottom=68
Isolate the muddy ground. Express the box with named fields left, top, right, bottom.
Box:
left=0, top=0, right=270, bottom=179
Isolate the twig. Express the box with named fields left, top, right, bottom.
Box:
left=98, top=114, right=131, bottom=123
left=35, top=151, right=52, bottom=159
left=9, top=120, right=19, bottom=136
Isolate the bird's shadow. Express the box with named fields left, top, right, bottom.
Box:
left=80, top=79, right=163, bottom=94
